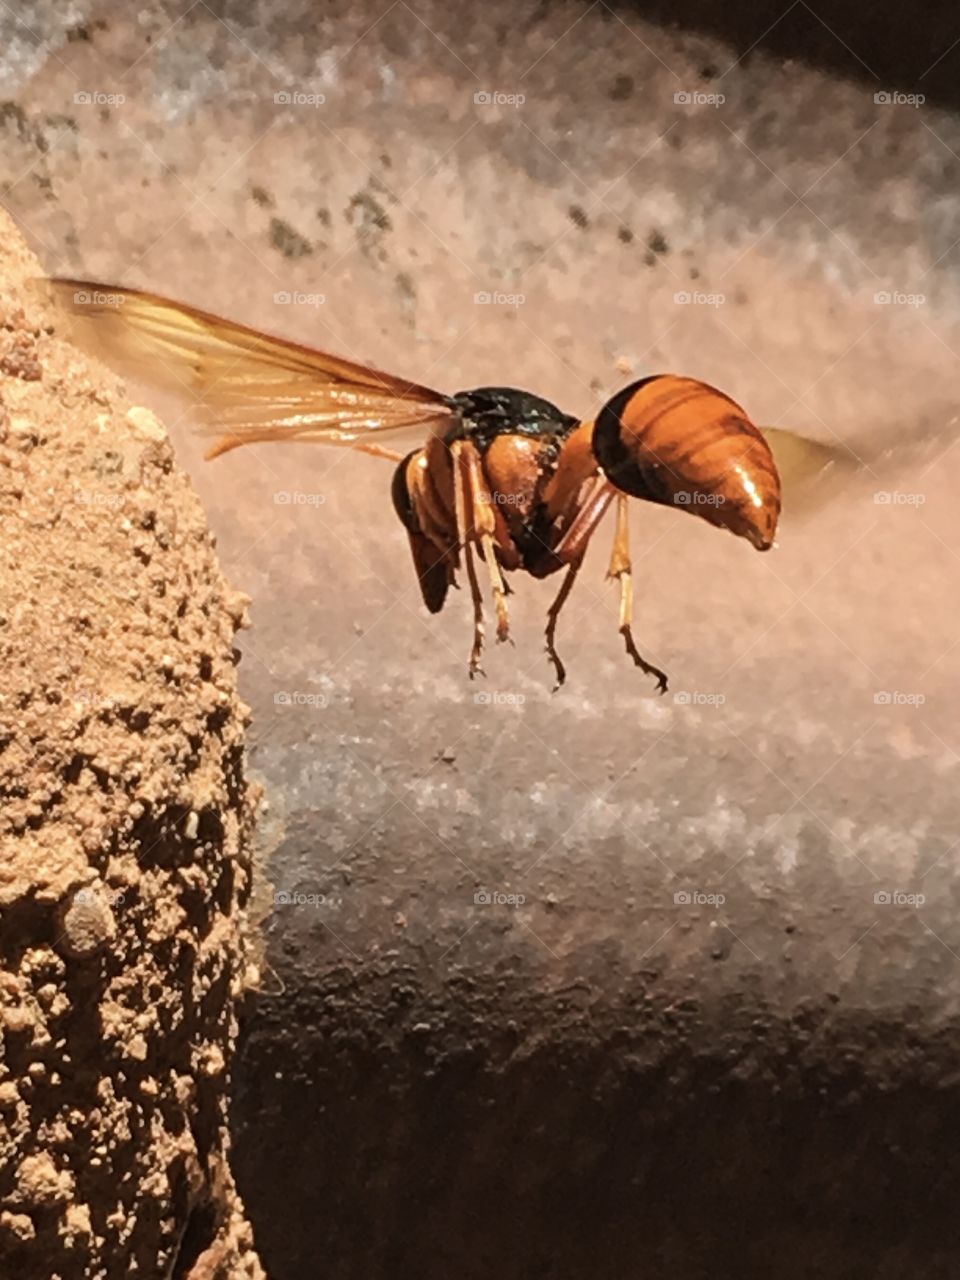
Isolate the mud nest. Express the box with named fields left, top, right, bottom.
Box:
left=0, top=211, right=265, bottom=1280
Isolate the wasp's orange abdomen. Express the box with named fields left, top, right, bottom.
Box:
left=593, top=375, right=781, bottom=549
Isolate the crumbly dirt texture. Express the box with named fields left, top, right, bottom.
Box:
left=0, top=209, right=265, bottom=1279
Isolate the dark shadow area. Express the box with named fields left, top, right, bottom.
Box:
left=614, top=0, right=960, bottom=112
left=232, top=989, right=960, bottom=1280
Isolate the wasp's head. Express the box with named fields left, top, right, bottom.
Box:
left=593, top=375, right=781, bottom=550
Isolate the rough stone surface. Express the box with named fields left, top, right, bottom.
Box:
left=0, top=211, right=265, bottom=1279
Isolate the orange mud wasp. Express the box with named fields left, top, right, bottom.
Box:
left=45, top=278, right=837, bottom=692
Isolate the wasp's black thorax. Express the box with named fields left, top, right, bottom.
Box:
left=446, top=386, right=579, bottom=574
left=445, top=386, right=577, bottom=453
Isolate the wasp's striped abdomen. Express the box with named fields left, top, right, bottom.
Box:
left=592, top=374, right=781, bottom=550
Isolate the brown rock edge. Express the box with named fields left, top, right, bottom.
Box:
left=0, top=210, right=266, bottom=1280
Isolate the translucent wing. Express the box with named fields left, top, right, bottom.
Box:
left=41, top=278, right=456, bottom=458
left=760, top=426, right=859, bottom=514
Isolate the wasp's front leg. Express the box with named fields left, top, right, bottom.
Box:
left=456, top=441, right=511, bottom=644
left=451, top=442, right=486, bottom=678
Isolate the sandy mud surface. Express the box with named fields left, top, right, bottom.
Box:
left=0, top=212, right=264, bottom=1279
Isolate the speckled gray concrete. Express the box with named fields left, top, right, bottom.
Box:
left=3, top=3, right=960, bottom=1277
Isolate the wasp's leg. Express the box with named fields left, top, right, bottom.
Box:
left=544, top=558, right=583, bottom=690
left=541, top=479, right=615, bottom=689
left=354, top=442, right=406, bottom=462
left=457, top=440, right=512, bottom=643
left=394, top=449, right=458, bottom=611
left=607, top=493, right=668, bottom=693
left=462, top=541, right=486, bottom=678
left=553, top=477, right=616, bottom=561
left=545, top=480, right=666, bottom=691
left=451, top=442, right=486, bottom=678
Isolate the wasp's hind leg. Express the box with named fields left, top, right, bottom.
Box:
left=607, top=493, right=668, bottom=694
left=547, top=481, right=667, bottom=693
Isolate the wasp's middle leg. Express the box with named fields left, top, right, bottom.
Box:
left=607, top=492, right=668, bottom=693
left=456, top=441, right=512, bottom=643
left=544, top=559, right=583, bottom=690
